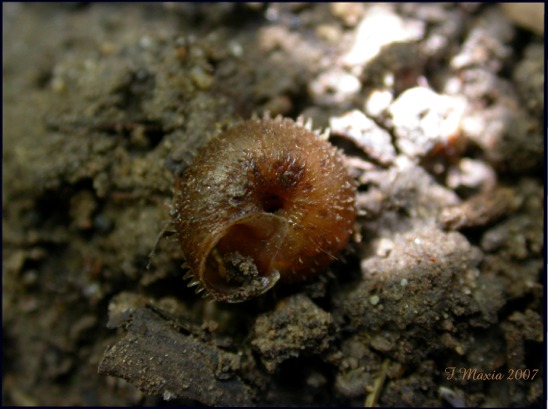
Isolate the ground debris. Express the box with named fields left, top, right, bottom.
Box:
left=98, top=306, right=254, bottom=406
left=251, top=294, right=334, bottom=373
left=439, top=186, right=522, bottom=230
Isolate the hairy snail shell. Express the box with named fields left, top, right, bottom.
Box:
left=173, top=116, right=356, bottom=302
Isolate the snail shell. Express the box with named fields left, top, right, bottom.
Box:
left=173, top=116, right=356, bottom=302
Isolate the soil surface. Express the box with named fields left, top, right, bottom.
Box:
left=3, top=3, right=544, bottom=406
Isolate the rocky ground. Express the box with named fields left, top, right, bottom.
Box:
left=3, top=3, right=544, bottom=406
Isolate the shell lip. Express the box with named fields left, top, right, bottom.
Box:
left=198, top=212, right=289, bottom=303
left=207, top=269, right=281, bottom=303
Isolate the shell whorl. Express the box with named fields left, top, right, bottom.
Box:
left=173, top=115, right=356, bottom=302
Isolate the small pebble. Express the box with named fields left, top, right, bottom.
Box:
left=190, top=66, right=213, bottom=89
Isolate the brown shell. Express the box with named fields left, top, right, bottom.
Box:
left=173, top=116, right=356, bottom=302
